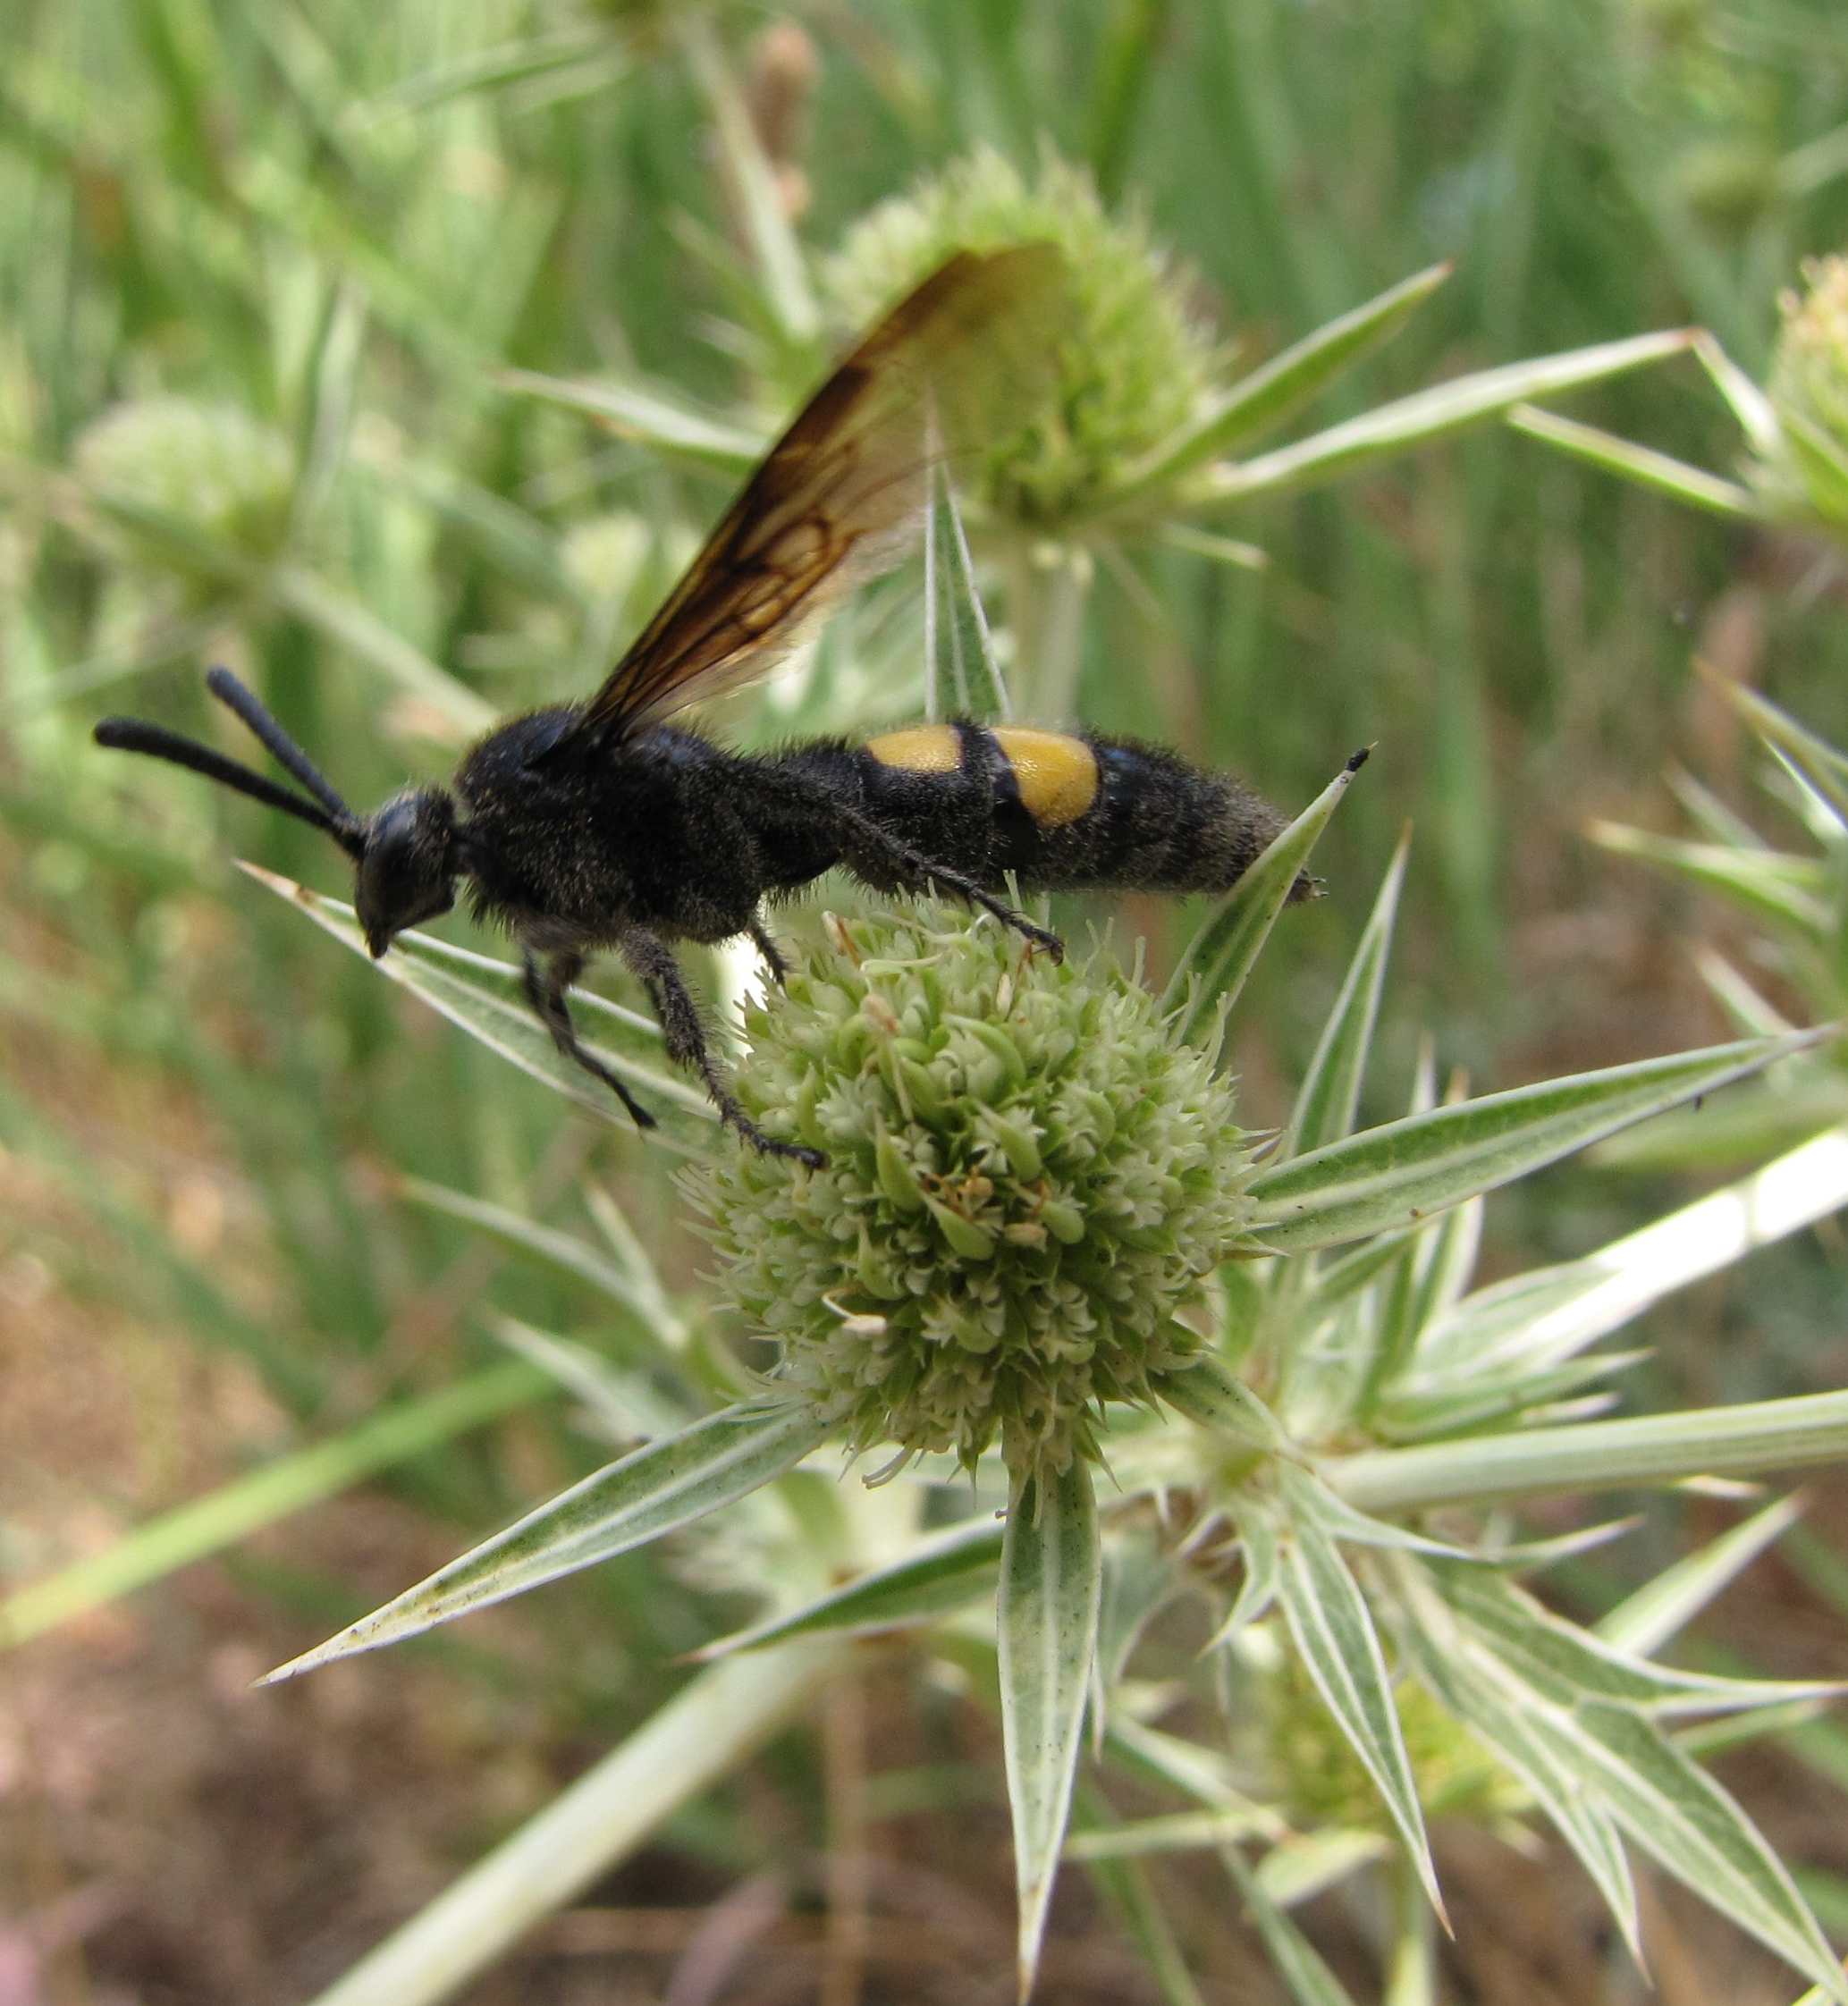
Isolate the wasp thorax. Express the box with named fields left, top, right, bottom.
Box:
left=356, top=788, right=459, bottom=957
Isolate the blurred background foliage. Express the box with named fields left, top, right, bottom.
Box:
left=4, top=1, right=1848, bottom=2001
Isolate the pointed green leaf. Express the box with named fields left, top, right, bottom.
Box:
left=1111, top=262, right=1453, bottom=502
left=1204, top=330, right=1692, bottom=503
left=261, top=1400, right=831, bottom=1681
left=1257, top=1829, right=1394, bottom=1909
left=1063, top=1807, right=1279, bottom=1861
left=1692, top=948, right=1799, bottom=1037
left=1275, top=1516, right=1444, bottom=1918
left=1288, top=831, right=1409, bottom=1154
left=925, top=461, right=1010, bottom=721
left=1598, top=1496, right=1805, bottom=1659
left=1158, top=523, right=1269, bottom=570
left=1442, top=1564, right=1840, bottom=1716
left=493, top=1319, right=691, bottom=1443
left=694, top=1515, right=1004, bottom=1659
left=1766, top=743, right=1848, bottom=847
left=1478, top=1519, right=1642, bottom=1572
left=1392, top=1581, right=1642, bottom=1960
left=1506, top=404, right=1759, bottom=519
left=1164, top=751, right=1370, bottom=1041
left=398, top=1176, right=660, bottom=1320
left=1275, top=1464, right=1467, bottom=1560
left=1308, top=1231, right=1419, bottom=1311
left=1380, top=1348, right=1647, bottom=1438
left=239, top=867, right=718, bottom=1150
left=1779, top=409, right=1848, bottom=529
left=1405, top=1126, right=1848, bottom=1390
left=1591, top=1080, right=1848, bottom=1173
left=1247, top=1032, right=1818, bottom=1253
left=1589, top=822, right=1832, bottom=939
left=1670, top=768, right=1773, bottom=852
left=1203, top=1504, right=1281, bottom=1651
left=1000, top=1461, right=1102, bottom=2002
left=1396, top=1186, right=1482, bottom=1356
left=1716, top=674, right=1848, bottom=827
left=499, top=367, right=764, bottom=472
left=1576, top=1698, right=1844, bottom=1996
left=1155, top=1353, right=1289, bottom=1451
left=1692, top=332, right=1782, bottom=455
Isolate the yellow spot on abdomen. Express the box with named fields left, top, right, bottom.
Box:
left=865, top=724, right=963, bottom=773
left=992, top=729, right=1099, bottom=828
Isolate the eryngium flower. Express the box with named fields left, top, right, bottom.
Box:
left=74, top=396, right=296, bottom=569
left=690, top=912, right=1258, bottom=1487
left=825, top=148, right=1215, bottom=529
left=1763, top=253, right=1848, bottom=529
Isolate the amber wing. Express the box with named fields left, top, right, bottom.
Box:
left=559, top=243, right=1067, bottom=749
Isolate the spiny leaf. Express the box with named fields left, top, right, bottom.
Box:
left=693, top=1515, right=1004, bottom=1660
left=1164, top=750, right=1370, bottom=1043
left=1287, top=830, right=1409, bottom=1155
left=1000, top=1461, right=1102, bottom=2002
left=1111, top=261, right=1453, bottom=502
left=260, top=1400, right=830, bottom=1681
left=1275, top=1516, right=1445, bottom=1919
left=1248, top=1032, right=1819, bottom=1253
left=925, top=459, right=1010, bottom=721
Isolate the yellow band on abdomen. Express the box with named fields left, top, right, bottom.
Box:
left=865, top=724, right=963, bottom=773
left=992, top=728, right=1099, bottom=828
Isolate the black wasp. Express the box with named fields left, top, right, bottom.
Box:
left=96, top=246, right=1304, bottom=1170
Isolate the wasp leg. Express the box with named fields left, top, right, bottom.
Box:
left=620, top=929, right=825, bottom=1169
left=747, top=918, right=791, bottom=989
left=522, top=948, right=658, bottom=1134
left=832, top=807, right=1065, bottom=962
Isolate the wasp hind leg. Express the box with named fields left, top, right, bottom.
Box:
left=834, top=806, right=1064, bottom=961
left=620, top=928, right=825, bottom=1170
left=522, top=948, right=658, bottom=1135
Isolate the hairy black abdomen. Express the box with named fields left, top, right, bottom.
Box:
left=850, top=721, right=1294, bottom=898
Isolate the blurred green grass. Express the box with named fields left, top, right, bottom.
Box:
left=4, top=0, right=1848, bottom=1992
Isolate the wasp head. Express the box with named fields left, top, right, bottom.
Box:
left=95, top=670, right=465, bottom=959
left=355, top=788, right=458, bottom=957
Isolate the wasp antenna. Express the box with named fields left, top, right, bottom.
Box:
left=92, top=715, right=367, bottom=859
left=205, top=667, right=361, bottom=831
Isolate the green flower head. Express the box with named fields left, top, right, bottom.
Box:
left=689, top=911, right=1259, bottom=1488
left=825, top=148, right=1216, bottom=529
left=1248, top=1634, right=1525, bottom=1835
left=74, top=395, right=296, bottom=573
left=1763, top=254, right=1848, bottom=529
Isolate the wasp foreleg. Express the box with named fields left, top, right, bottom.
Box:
left=619, top=929, right=824, bottom=1169
left=522, top=948, right=658, bottom=1134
